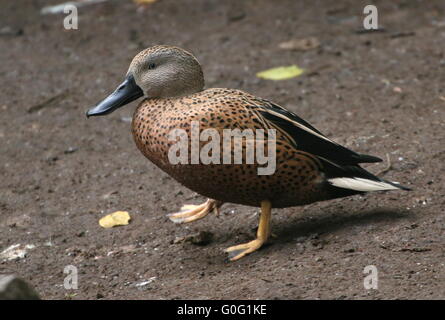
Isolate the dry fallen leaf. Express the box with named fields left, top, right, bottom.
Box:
left=133, top=0, right=157, bottom=5
left=256, top=65, right=304, bottom=80
left=41, top=0, right=110, bottom=15
left=99, top=211, right=131, bottom=228
left=279, top=37, right=320, bottom=51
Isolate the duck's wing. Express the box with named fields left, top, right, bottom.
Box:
left=249, top=99, right=382, bottom=166
left=243, top=98, right=410, bottom=192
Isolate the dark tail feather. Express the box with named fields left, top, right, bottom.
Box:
left=353, top=153, right=383, bottom=164
left=378, top=178, right=411, bottom=191
left=321, top=159, right=411, bottom=194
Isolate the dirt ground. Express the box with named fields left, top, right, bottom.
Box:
left=0, top=0, right=444, bottom=300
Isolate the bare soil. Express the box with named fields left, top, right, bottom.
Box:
left=0, top=0, right=444, bottom=299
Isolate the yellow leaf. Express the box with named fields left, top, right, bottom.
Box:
left=99, top=211, right=131, bottom=228
left=256, top=65, right=304, bottom=80
left=133, top=0, right=157, bottom=4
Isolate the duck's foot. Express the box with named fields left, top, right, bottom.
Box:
left=167, top=199, right=222, bottom=223
left=225, top=200, right=272, bottom=261
left=225, top=239, right=265, bottom=261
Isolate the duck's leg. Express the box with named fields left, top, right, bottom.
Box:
left=167, top=199, right=222, bottom=223
left=225, top=200, right=272, bottom=261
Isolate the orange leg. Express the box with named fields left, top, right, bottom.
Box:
left=225, top=200, right=272, bottom=261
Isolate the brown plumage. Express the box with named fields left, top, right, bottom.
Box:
left=132, top=88, right=330, bottom=208
left=87, top=45, right=409, bottom=261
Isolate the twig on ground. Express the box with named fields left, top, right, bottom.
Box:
left=376, top=153, right=392, bottom=176
left=27, top=91, right=69, bottom=113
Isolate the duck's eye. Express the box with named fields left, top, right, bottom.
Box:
left=148, top=62, right=156, bottom=70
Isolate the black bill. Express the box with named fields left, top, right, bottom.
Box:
left=86, top=74, right=144, bottom=117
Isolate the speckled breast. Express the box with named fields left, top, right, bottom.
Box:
left=131, top=89, right=327, bottom=207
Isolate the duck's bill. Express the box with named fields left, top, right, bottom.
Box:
left=86, top=75, right=144, bottom=117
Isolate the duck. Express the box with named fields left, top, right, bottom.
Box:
left=86, top=45, right=409, bottom=261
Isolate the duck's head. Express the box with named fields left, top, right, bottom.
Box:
left=86, top=45, right=204, bottom=117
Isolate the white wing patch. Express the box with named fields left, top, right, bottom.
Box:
left=328, top=177, right=399, bottom=192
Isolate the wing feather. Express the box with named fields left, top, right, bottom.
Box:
left=252, top=101, right=382, bottom=165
